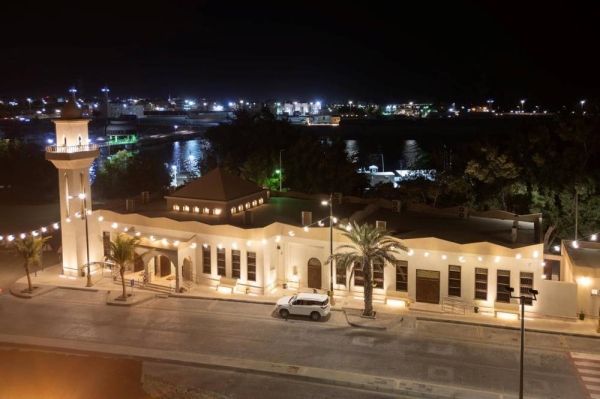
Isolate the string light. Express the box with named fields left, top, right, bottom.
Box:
left=0, top=222, right=61, bottom=245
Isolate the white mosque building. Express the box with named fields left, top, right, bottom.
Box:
left=43, top=100, right=599, bottom=321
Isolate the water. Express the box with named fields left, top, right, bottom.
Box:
left=89, top=137, right=423, bottom=185
left=90, top=139, right=203, bottom=186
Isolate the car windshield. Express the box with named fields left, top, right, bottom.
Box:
left=289, top=296, right=297, bottom=303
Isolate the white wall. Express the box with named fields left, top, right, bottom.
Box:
left=537, top=279, right=578, bottom=318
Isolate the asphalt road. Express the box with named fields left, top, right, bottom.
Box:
left=0, top=290, right=591, bottom=398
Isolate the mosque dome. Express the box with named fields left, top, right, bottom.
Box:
left=60, top=100, right=82, bottom=119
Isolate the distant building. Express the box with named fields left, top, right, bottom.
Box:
left=108, top=102, right=145, bottom=119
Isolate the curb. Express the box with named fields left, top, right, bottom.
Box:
left=417, top=316, right=600, bottom=339
left=9, top=284, right=59, bottom=299
left=169, top=293, right=276, bottom=306
left=106, top=291, right=157, bottom=307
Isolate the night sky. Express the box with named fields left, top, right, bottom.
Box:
left=2, top=2, right=598, bottom=108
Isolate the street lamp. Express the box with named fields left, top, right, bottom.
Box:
left=27, top=98, right=32, bottom=112
left=349, top=101, right=353, bottom=113
left=505, top=286, right=539, bottom=399
left=520, top=100, right=525, bottom=113
left=322, top=194, right=335, bottom=304
left=78, top=190, right=93, bottom=287
left=581, top=100, right=586, bottom=113
left=279, top=149, right=285, bottom=192
left=574, top=183, right=579, bottom=243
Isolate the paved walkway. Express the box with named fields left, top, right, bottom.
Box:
left=8, top=263, right=600, bottom=338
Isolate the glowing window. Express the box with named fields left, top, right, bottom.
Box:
left=245, top=202, right=250, bottom=209
left=231, top=207, right=236, bottom=214
left=214, top=208, right=222, bottom=215
left=203, top=207, right=209, bottom=214
left=193, top=206, right=200, bottom=213
left=252, top=200, right=257, bottom=207
left=173, top=204, right=180, bottom=211
left=258, top=198, right=264, bottom=205
left=238, top=205, right=243, bottom=211
left=183, top=205, right=190, bottom=212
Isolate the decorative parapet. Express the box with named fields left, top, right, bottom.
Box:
left=45, top=144, right=100, bottom=153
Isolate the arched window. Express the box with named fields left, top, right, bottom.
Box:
left=231, top=207, right=236, bottom=214
left=193, top=206, right=199, bottom=213
left=238, top=205, right=243, bottom=212
left=64, top=173, right=70, bottom=218
left=245, top=202, right=251, bottom=209
left=252, top=200, right=257, bottom=207
left=173, top=204, right=180, bottom=211
left=258, top=198, right=264, bottom=205
left=183, top=205, right=190, bottom=212
left=203, top=207, right=210, bottom=214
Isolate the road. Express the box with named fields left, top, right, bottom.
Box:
left=0, top=289, right=593, bottom=398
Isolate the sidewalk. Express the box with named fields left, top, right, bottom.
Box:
left=9, top=263, right=600, bottom=338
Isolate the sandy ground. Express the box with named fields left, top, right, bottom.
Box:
left=0, top=348, right=231, bottom=399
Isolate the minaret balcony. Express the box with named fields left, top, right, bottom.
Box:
left=45, top=144, right=100, bottom=162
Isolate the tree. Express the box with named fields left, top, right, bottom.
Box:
left=326, top=221, right=407, bottom=317
left=11, top=234, right=52, bottom=292
left=104, top=233, right=150, bottom=300
left=92, top=150, right=170, bottom=200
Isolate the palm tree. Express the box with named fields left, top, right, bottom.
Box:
left=105, top=233, right=149, bottom=300
left=11, top=234, right=52, bottom=293
left=327, top=221, right=407, bottom=317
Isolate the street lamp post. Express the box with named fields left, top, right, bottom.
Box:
left=78, top=191, right=93, bottom=287
left=322, top=194, right=335, bottom=304
left=505, top=286, right=539, bottom=399
left=279, top=149, right=285, bottom=192
left=575, top=183, right=579, bottom=242
left=520, top=100, right=525, bottom=113
left=581, top=100, right=586, bottom=113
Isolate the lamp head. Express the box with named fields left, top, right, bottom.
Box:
left=505, top=286, right=515, bottom=293
left=530, top=289, right=539, bottom=296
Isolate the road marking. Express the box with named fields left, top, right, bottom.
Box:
left=572, top=352, right=600, bottom=361
left=580, top=369, right=600, bottom=376
left=576, top=361, right=600, bottom=368
left=559, top=334, right=569, bottom=348
left=570, top=351, right=600, bottom=398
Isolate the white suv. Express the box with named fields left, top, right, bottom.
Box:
left=276, top=293, right=331, bottom=321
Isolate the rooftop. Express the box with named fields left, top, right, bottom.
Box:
left=98, top=196, right=537, bottom=248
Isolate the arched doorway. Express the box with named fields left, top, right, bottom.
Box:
left=182, top=257, right=193, bottom=281
left=155, top=255, right=172, bottom=277
left=133, top=256, right=144, bottom=272
left=307, top=258, right=322, bottom=289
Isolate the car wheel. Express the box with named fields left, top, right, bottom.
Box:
left=310, top=311, right=321, bottom=321
left=279, top=309, right=290, bottom=318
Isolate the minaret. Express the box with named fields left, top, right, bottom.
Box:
left=101, top=86, right=110, bottom=118
left=45, top=95, right=101, bottom=281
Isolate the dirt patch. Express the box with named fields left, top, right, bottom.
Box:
left=0, top=348, right=231, bottom=399
left=143, top=375, right=230, bottom=399
left=0, top=348, right=151, bottom=399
